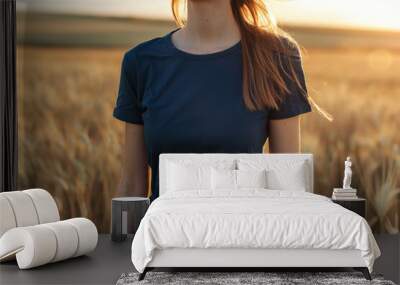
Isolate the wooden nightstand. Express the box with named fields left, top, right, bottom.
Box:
left=331, top=198, right=366, bottom=218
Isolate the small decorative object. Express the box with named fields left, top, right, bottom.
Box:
left=332, top=156, right=358, bottom=200
left=343, top=156, right=353, bottom=189
left=111, top=197, right=150, bottom=242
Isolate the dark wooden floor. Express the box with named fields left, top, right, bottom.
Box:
left=0, top=235, right=134, bottom=285
left=0, top=234, right=398, bottom=285
left=374, top=233, right=400, bottom=284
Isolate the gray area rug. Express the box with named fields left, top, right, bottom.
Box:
left=116, top=271, right=396, bottom=285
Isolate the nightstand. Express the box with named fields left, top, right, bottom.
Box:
left=111, top=197, right=150, bottom=242
left=331, top=198, right=366, bottom=218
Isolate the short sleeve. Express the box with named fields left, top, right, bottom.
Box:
left=112, top=52, right=144, bottom=124
left=269, top=50, right=312, bottom=120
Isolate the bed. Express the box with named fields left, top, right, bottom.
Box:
left=131, top=153, right=381, bottom=280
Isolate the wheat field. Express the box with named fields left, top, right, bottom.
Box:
left=16, top=45, right=400, bottom=233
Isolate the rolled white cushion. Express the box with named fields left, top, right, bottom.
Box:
left=0, top=191, right=39, bottom=227
left=64, top=218, right=98, bottom=257
left=42, top=221, right=79, bottom=262
left=0, top=196, right=17, bottom=237
left=0, top=218, right=98, bottom=269
left=0, top=226, right=57, bottom=269
left=0, top=189, right=60, bottom=240
left=23, top=189, right=60, bottom=223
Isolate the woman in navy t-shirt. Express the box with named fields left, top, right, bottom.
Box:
left=113, top=0, right=312, bottom=201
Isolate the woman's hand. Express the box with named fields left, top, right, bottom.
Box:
left=116, top=123, right=148, bottom=197
left=268, top=116, right=301, bottom=153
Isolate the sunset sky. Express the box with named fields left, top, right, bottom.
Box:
left=19, top=0, right=400, bottom=31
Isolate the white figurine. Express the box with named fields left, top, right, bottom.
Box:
left=343, top=156, right=353, bottom=189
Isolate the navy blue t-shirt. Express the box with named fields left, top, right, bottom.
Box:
left=113, top=29, right=311, bottom=201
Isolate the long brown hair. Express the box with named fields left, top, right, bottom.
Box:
left=171, top=0, right=310, bottom=112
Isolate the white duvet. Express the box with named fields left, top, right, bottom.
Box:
left=131, top=190, right=380, bottom=273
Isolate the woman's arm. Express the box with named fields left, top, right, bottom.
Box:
left=116, top=123, right=148, bottom=197
left=268, top=116, right=301, bottom=153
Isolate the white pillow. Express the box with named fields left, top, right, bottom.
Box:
left=166, top=159, right=236, bottom=192
left=211, top=169, right=268, bottom=190
left=266, top=166, right=307, bottom=191
left=237, top=169, right=267, bottom=188
left=211, top=168, right=236, bottom=190
left=167, top=162, right=211, bottom=191
left=237, top=159, right=308, bottom=191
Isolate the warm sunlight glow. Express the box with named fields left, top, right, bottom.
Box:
left=326, top=0, right=400, bottom=30
left=352, top=2, right=400, bottom=31
left=269, top=0, right=400, bottom=31
left=20, top=0, right=400, bottom=31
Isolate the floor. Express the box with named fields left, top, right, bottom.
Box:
left=0, top=235, right=134, bottom=285
left=0, top=234, right=398, bottom=285
left=374, top=234, right=400, bottom=284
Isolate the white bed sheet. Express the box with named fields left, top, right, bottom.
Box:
left=131, top=190, right=380, bottom=273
